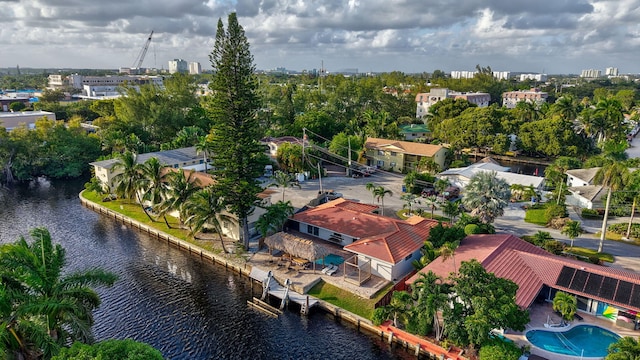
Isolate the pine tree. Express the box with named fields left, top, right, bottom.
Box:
left=208, top=13, right=263, bottom=249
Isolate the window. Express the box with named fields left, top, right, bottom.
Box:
left=390, top=152, right=397, bottom=156
left=377, top=150, right=385, bottom=156
left=307, top=225, right=319, bottom=236
left=390, top=162, right=396, bottom=168
left=376, top=160, right=384, bottom=167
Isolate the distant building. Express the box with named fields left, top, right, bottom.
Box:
left=415, top=88, right=490, bottom=118
left=364, top=137, right=449, bottom=172
left=580, top=69, right=602, bottom=78
left=605, top=67, right=619, bottom=77
left=519, top=73, right=548, bottom=82
left=502, top=88, right=548, bottom=109
left=168, top=59, right=188, bottom=74
left=492, top=71, right=511, bottom=80
left=450, top=71, right=477, bottom=79
left=0, top=111, right=56, bottom=131
left=49, top=74, right=164, bottom=92
left=0, top=95, right=31, bottom=112
left=399, top=124, right=430, bottom=141
left=188, top=62, right=202, bottom=75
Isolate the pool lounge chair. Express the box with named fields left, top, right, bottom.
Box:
left=322, top=264, right=336, bottom=274
left=326, top=265, right=339, bottom=276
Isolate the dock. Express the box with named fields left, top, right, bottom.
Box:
left=249, top=267, right=319, bottom=315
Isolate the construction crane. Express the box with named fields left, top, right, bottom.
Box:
left=132, top=30, right=154, bottom=69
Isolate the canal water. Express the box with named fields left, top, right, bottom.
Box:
left=0, top=178, right=413, bottom=360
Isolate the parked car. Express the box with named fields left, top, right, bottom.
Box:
left=421, top=188, right=437, bottom=197
left=443, top=186, right=460, bottom=200
left=326, top=190, right=343, bottom=201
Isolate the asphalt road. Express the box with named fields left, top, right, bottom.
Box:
left=270, top=143, right=640, bottom=273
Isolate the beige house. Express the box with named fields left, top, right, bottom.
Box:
left=0, top=111, right=56, bottom=131
left=364, top=137, right=448, bottom=172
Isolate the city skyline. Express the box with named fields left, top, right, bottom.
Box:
left=2, top=1, right=640, bottom=75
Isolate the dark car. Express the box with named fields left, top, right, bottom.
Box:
left=421, top=188, right=437, bottom=197
left=443, top=186, right=460, bottom=200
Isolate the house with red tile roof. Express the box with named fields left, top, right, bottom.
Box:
left=364, top=137, right=448, bottom=173
left=406, top=234, right=640, bottom=323
left=289, top=198, right=440, bottom=281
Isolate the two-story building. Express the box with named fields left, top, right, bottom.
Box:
left=364, top=137, right=448, bottom=172
left=399, top=124, right=430, bottom=141
left=415, top=88, right=490, bottom=118
left=565, top=168, right=605, bottom=210
left=502, top=88, right=549, bottom=109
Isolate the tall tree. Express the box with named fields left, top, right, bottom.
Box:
left=594, top=162, right=629, bottom=252
left=208, top=13, right=264, bottom=249
left=0, top=228, right=117, bottom=358
left=183, top=186, right=235, bottom=253
left=561, top=220, right=583, bottom=248
left=112, top=151, right=143, bottom=203
left=155, top=169, right=200, bottom=228
left=462, top=171, right=511, bottom=223
left=624, top=170, right=640, bottom=240
left=372, top=185, right=393, bottom=216
left=269, top=170, right=301, bottom=202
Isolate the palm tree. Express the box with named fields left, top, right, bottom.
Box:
left=183, top=187, right=235, bottom=253
left=365, top=182, right=376, bottom=205
left=434, top=178, right=450, bottom=195
left=561, top=220, right=583, bottom=248
left=269, top=170, right=301, bottom=202
left=623, top=170, right=640, bottom=240
left=552, top=291, right=577, bottom=325
left=532, top=230, right=553, bottom=246
left=439, top=240, right=460, bottom=275
left=594, top=162, right=629, bottom=252
left=461, top=171, right=511, bottom=224
left=607, top=337, right=640, bottom=359
left=112, top=151, right=143, bottom=203
left=551, top=95, right=578, bottom=121
left=139, top=157, right=167, bottom=221
left=155, top=169, right=200, bottom=228
left=442, top=200, right=461, bottom=224
left=595, top=98, right=626, bottom=143
left=372, top=185, right=393, bottom=216
left=423, top=195, right=439, bottom=219
left=0, top=228, right=117, bottom=358
left=411, top=271, right=449, bottom=341
left=400, top=194, right=420, bottom=216
left=255, top=201, right=295, bottom=238
left=195, top=135, right=213, bottom=173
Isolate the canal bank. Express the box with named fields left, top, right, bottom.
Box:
left=80, top=191, right=466, bottom=360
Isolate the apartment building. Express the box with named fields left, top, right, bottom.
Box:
left=502, top=88, right=549, bottom=109
left=415, top=88, right=490, bottom=118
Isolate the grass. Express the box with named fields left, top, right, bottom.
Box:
left=524, top=208, right=547, bottom=226
left=307, top=280, right=393, bottom=320
left=593, top=231, right=640, bottom=247
left=81, top=190, right=216, bottom=252
left=565, top=247, right=614, bottom=263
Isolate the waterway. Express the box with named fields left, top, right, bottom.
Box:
left=0, top=178, right=413, bottom=360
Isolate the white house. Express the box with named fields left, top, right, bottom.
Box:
left=566, top=185, right=606, bottom=209
left=566, top=168, right=600, bottom=187
left=438, top=158, right=545, bottom=191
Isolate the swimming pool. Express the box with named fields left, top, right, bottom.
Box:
left=526, top=325, right=620, bottom=358
left=315, top=254, right=345, bottom=266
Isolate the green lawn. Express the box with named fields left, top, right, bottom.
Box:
left=593, top=231, right=640, bottom=247
left=396, top=209, right=450, bottom=222
left=524, top=208, right=547, bottom=226
left=307, top=280, right=393, bottom=320
left=565, top=247, right=614, bottom=263
left=81, top=190, right=216, bottom=252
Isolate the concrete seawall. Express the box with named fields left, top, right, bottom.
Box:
left=80, top=191, right=454, bottom=359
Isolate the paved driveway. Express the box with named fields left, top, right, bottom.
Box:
left=272, top=168, right=640, bottom=273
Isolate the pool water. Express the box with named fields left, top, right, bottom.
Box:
left=315, top=254, right=345, bottom=266
left=526, top=325, right=620, bottom=357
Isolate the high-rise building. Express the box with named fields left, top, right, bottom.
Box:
left=168, top=59, right=188, bottom=74
left=519, top=74, right=548, bottom=82
left=605, top=67, right=619, bottom=77
left=188, top=62, right=202, bottom=75
left=580, top=69, right=602, bottom=78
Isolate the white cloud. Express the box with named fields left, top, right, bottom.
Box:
left=1, top=0, right=639, bottom=74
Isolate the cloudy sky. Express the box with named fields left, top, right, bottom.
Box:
left=2, top=0, right=640, bottom=75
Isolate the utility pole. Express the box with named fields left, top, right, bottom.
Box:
left=347, top=137, right=352, bottom=177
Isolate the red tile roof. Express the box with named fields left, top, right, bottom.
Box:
left=292, top=198, right=439, bottom=264
left=406, top=234, right=640, bottom=311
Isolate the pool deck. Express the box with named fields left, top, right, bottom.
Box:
left=503, top=302, right=639, bottom=360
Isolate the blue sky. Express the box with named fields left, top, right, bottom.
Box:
left=1, top=0, right=639, bottom=75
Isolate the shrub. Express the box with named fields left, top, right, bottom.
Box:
left=548, top=217, right=571, bottom=230
left=543, top=240, right=565, bottom=255
left=581, top=208, right=600, bottom=218
left=544, top=204, right=567, bottom=223
left=608, top=223, right=640, bottom=239
left=588, top=256, right=602, bottom=265
left=478, top=340, right=522, bottom=360
left=464, top=224, right=481, bottom=235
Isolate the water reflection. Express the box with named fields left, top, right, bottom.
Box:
left=0, top=178, right=412, bottom=359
